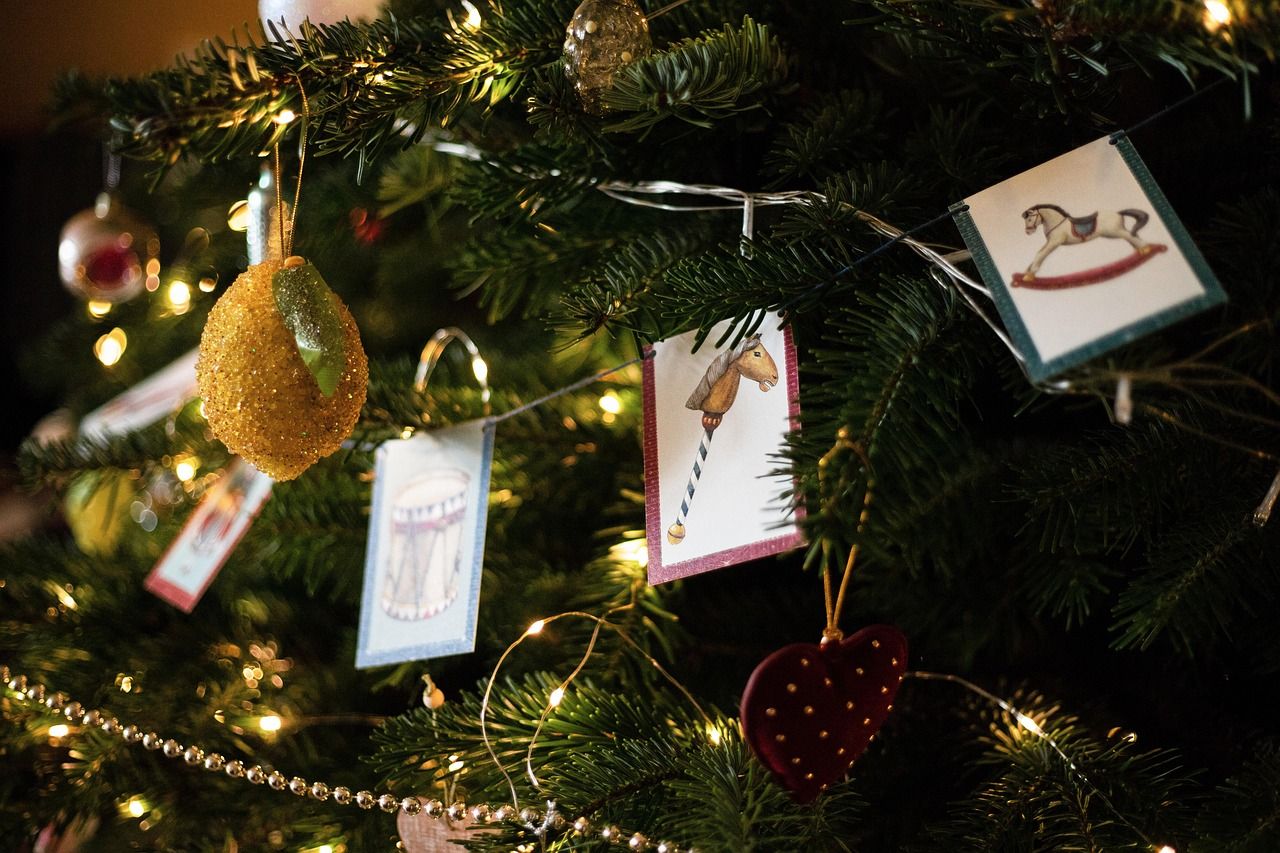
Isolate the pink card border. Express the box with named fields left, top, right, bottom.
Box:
left=144, top=461, right=272, bottom=613
left=643, top=322, right=806, bottom=585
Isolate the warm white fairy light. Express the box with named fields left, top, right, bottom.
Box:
left=48, top=724, right=70, bottom=739
left=127, top=797, right=146, bottom=818
left=86, top=300, right=112, bottom=319
left=167, top=280, right=192, bottom=313
left=1015, top=712, right=1044, bottom=736
left=273, top=108, right=297, bottom=124
left=548, top=687, right=565, bottom=708
left=50, top=583, right=77, bottom=611
left=258, top=714, right=282, bottom=732
left=461, top=0, right=482, bottom=28
left=94, top=328, right=127, bottom=367
left=609, top=539, right=648, bottom=568
left=1156, top=846, right=1177, bottom=853
left=471, top=350, right=488, bottom=399
left=598, top=391, right=623, bottom=414
left=1203, top=0, right=1231, bottom=28
left=174, top=455, right=199, bottom=483
left=526, top=619, right=546, bottom=636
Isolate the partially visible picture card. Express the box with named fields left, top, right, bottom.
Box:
left=643, top=315, right=804, bottom=584
left=356, top=420, right=494, bottom=668
left=79, top=349, right=199, bottom=442
left=145, top=457, right=273, bottom=612
left=954, top=136, right=1225, bottom=382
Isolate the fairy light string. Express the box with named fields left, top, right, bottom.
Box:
left=0, top=656, right=1183, bottom=852
left=906, top=670, right=1176, bottom=852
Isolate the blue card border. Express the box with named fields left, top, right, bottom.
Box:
left=952, top=135, right=1227, bottom=383
left=355, top=420, right=495, bottom=669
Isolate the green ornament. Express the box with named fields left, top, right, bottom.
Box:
left=272, top=256, right=347, bottom=397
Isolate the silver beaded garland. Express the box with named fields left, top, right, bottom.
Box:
left=0, top=664, right=685, bottom=850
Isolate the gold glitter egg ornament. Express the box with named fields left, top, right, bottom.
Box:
left=196, top=257, right=367, bottom=481
left=563, top=0, right=652, bottom=114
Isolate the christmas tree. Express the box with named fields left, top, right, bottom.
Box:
left=4, top=0, right=1280, bottom=850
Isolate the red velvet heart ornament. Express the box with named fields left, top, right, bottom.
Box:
left=741, top=624, right=907, bottom=802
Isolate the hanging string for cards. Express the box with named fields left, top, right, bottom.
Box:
left=272, top=76, right=310, bottom=261
left=477, top=603, right=714, bottom=814
left=817, top=428, right=873, bottom=643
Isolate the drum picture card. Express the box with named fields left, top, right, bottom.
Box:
left=953, top=135, right=1225, bottom=382
left=643, top=315, right=804, bottom=584
left=356, top=419, right=494, bottom=668
left=145, top=457, right=273, bottom=612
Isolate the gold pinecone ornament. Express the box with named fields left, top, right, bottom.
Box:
left=196, top=258, right=367, bottom=481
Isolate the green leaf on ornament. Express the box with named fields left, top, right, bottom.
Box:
left=272, top=260, right=346, bottom=397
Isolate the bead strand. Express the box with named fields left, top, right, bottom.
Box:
left=1, top=666, right=688, bottom=852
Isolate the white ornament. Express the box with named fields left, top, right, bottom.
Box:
left=259, top=0, right=383, bottom=31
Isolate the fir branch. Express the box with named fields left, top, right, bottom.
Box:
left=602, top=17, right=791, bottom=132
left=1195, top=741, right=1280, bottom=851
left=1111, top=505, right=1275, bottom=655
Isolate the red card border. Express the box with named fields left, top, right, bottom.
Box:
left=643, top=323, right=806, bottom=585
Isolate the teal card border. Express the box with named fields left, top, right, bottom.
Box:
left=952, top=134, right=1227, bottom=383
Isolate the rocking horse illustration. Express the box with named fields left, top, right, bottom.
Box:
left=667, top=335, right=779, bottom=545
left=1014, top=204, right=1167, bottom=290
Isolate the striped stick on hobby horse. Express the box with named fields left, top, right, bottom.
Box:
left=667, top=335, right=779, bottom=545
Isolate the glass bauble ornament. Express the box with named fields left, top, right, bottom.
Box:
left=563, top=0, right=652, bottom=114
left=58, top=193, right=159, bottom=303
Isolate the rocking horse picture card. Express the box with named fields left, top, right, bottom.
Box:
left=356, top=419, right=495, bottom=668
left=643, top=315, right=804, bottom=585
left=953, top=135, right=1225, bottom=382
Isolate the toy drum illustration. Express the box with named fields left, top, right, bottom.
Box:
left=382, top=470, right=470, bottom=620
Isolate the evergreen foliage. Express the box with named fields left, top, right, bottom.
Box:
left=4, top=0, right=1280, bottom=850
